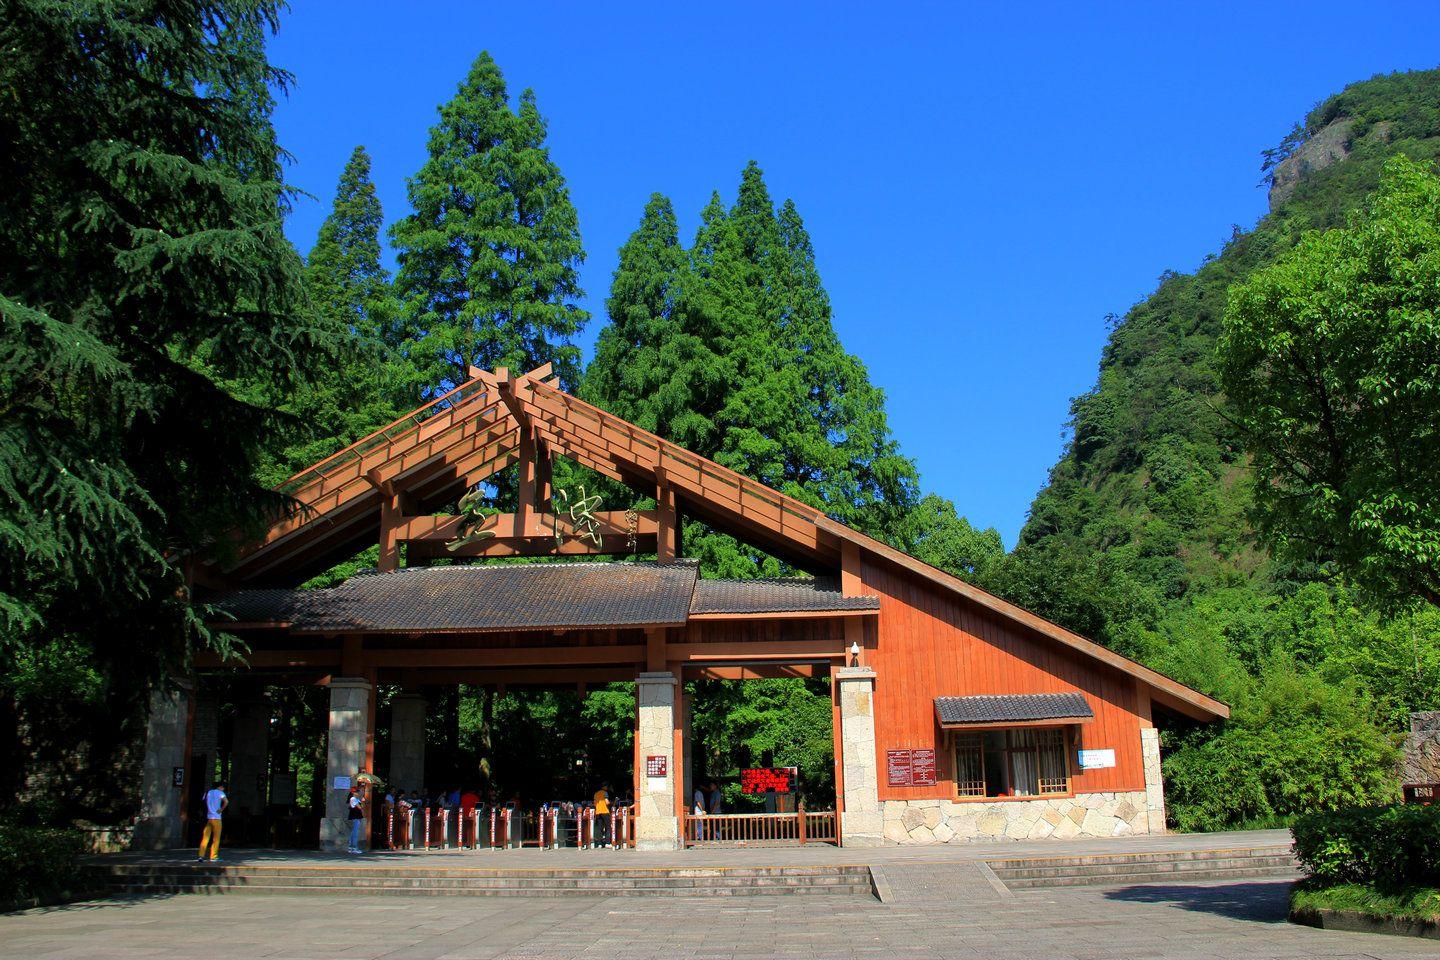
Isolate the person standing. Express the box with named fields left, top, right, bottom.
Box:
left=691, top=784, right=707, bottom=842
left=592, top=786, right=610, bottom=848
left=346, top=785, right=366, bottom=854
left=197, top=780, right=227, bottom=862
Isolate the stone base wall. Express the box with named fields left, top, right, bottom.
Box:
left=881, top=791, right=1153, bottom=844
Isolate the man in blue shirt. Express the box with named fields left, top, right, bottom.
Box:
left=197, top=780, right=227, bottom=862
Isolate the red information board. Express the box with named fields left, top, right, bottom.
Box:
left=740, top=768, right=795, bottom=794
left=645, top=755, right=667, bottom=778
left=911, top=749, right=937, bottom=786
left=886, top=749, right=913, bottom=787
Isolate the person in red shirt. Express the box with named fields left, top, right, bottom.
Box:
left=458, top=787, right=480, bottom=845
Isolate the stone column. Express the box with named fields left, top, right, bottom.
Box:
left=835, top=667, right=883, bottom=847
left=321, top=677, right=372, bottom=852
left=132, top=680, right=192, bottom=850
left=1140, top=727, right=1167, bottom=834
left=389, top=693, right=427, bottom=794
left=634, top=672, right=679, bottom=850
left=229, top=696, right=271, bottom=816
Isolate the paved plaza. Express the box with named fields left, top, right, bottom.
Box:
left=2, top=857, right=1435, bottom=960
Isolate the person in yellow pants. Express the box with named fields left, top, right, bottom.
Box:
left=197, top=780, right=228, bottom=862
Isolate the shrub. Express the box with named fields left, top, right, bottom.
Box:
left=0, top=824, right=90, bottom=906
left=1292, top=805, right=1440, bottom=891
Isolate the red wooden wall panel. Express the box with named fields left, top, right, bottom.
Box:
left=861, top=555, right=1146, bottom=801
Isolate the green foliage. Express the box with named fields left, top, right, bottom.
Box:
left=689, top=679, right=836, bottom=809
left=263, top=146, right=420, bottom=484
left=0, top=825, right=89, bottom=906
left=0, top=0, right=338, bottom=821
left=1220, top=157, right=1440, bottom=611
left=586, top=164, right=925, bottom=577
left=1292, top=805, right=1440, bottom=891
left=1000, top=68, right=1440, bottom=830
left=1161, top=661, right=1399, bottom=833
left=1291, top=882, right=1440, bottom=924
left=897, top=494, right=1005, bottom=580
left=392, top=52, right=588, bottom=393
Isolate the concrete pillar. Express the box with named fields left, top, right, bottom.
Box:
left=389, top=693, right=427, bottom=794
left=132, top=680, right=192, bottom=849
left=835, top=667, right=883, bottom=847
left=321, top=677, right=372, bottom=852
left=1140, top=727, right=1167, bottom=834
left=634, top=672, right=679, bottom=850
left=229, top=697, right=271, bottom=816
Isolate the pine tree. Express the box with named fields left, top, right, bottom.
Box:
left=0, top=0, right=340, bottom=815
left=268, top=146, right=418, bottom=481
left=391, top=52, right=588, bottom=392
left=583, top=163, right=922, bottom=576
left=584, top=193, right=723, bottom=450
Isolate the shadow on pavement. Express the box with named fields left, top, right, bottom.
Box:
left=1101, top=879, right=1296, bottom=923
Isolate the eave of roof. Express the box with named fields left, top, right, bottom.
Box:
left=935, top=692, right=1095, bottom=727
left=815, top=517, right=1230, bottom=722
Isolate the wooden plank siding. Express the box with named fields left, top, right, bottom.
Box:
left=861, top=554, right=1148, bottom=801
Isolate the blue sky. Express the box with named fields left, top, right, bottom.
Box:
left=269, top=2, right=1440, bottom=547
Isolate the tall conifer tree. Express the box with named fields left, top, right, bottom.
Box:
left=584, top=163, right=923, bottom=576
left=268, top=146, right=418, bottom=480
left=391, top=52, right=588, bottom=391
left=0, top=0, right=338, bottom=813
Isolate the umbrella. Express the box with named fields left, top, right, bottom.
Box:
left=355, top=772, right=384, bottom=786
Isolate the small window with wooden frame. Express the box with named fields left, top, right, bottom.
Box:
left=952, top=727, right=1072, bottom=799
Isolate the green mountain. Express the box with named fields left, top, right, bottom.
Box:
left=989, top=69, right=1440, bottom=829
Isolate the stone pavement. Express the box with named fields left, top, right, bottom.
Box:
left=3, top=876, right=1435, bottom=959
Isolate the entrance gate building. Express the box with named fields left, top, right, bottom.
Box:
left=133, top=366, right=1227, bottom=851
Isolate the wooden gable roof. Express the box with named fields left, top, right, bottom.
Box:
left=212, top=365, right=1228, bottom=721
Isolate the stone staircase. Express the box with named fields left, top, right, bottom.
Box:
left=985, top=844, right=1299, bottom=889
left=92, top=861, right=878, bottom=899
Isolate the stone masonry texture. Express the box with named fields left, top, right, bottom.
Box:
left=836, top=667, right=883, bottom=847
left=321, top=678, right=371, bottom=852
left=132, top=681, right=191, bottom=850
left=881, top=790, right=1154, bottom=844
left=635, top=672, right=678, bottom=850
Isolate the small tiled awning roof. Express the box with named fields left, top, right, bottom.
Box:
left=934, top=692, right=1094, bottom=727
left=212, top=562, right=699, bottom=633
left=690, top=578, right=879, bottom=615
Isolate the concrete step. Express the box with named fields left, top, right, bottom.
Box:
left=986, top=846, right=1299, bottom=888
left=96, top=864, right=867, bottom=880
left=1003, top=865, right=1300, bottom=889
left=92, top=862, right=877, bottom=899
left=991, top=855, right=1297, bottom=880
left=101, top=873, right=867, bottom=891
left=106, top=882, right=876, bottom=898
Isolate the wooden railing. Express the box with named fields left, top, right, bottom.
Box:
left=379, top=804, right=636, bottom=850
left=683, top=809, right=839, bottom=847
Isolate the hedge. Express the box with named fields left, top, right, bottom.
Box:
left=0, top=824, right=90, bottom=907
left=1292, top=805, right=1440, bottom=891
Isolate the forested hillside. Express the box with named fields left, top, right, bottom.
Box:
left=986, top=69, right=1440, bottom=828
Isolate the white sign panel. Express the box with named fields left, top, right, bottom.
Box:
left=1078, top=749, right=1116, bottom=770
left=332, top=775, right=352, bottom=790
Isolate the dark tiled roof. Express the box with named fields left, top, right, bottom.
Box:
left=211, top=562, right=699, bottom=633
left=934, top=692, right=1094, bottom=726
left=689, top=578, right=880, bottom=615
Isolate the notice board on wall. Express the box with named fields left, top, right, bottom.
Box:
left=888, top=748, right=938, bottom=787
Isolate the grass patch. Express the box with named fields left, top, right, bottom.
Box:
left=1292, top=881, right=1440, bottom=924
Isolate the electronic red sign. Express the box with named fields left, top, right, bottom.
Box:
left=740, top=767, right=795, bottom=794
